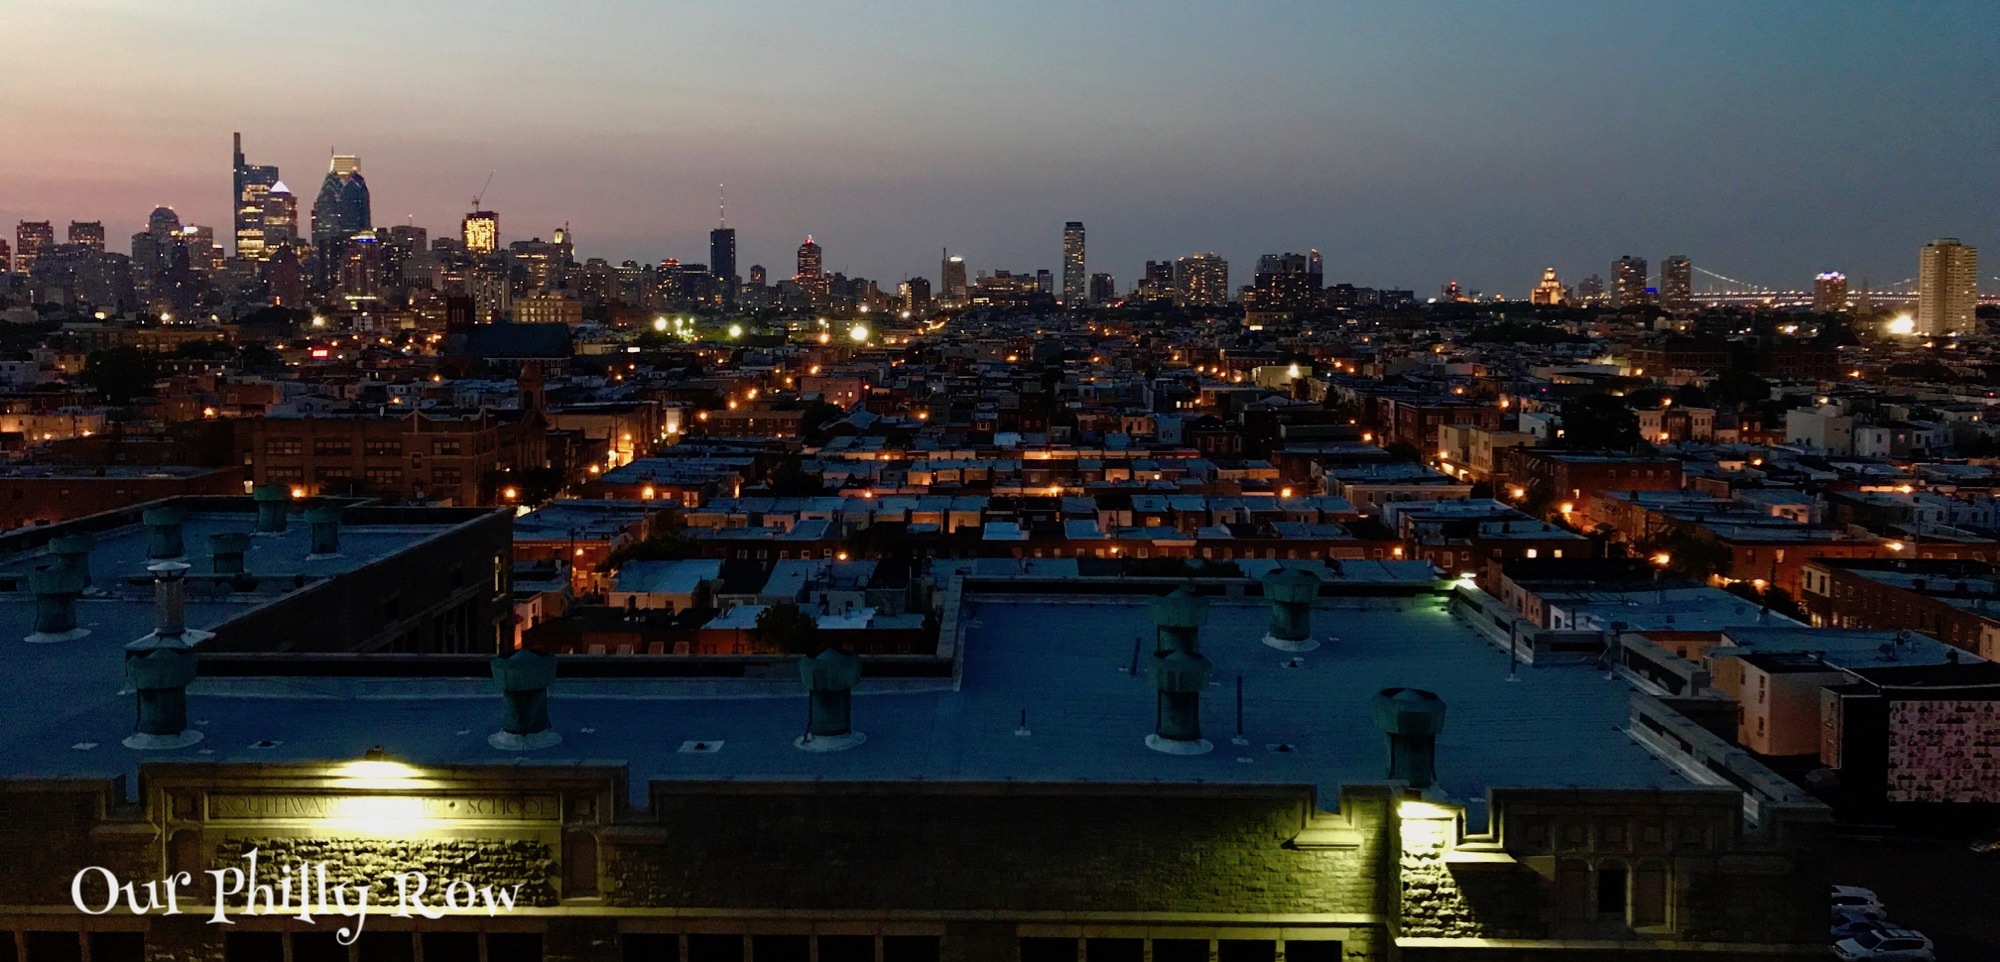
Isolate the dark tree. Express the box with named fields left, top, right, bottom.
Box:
left=754, top=602, right=821, bottom=654
left=79, top=347, right=161, bottom=404
left=1560, top=394, right=1639, bottom=451
left=766, top=457, right=831, bottom=497
left=1707, top=369, right=1770, bottom=410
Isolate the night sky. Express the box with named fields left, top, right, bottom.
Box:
left=3, top=0, right=1994, bottom=296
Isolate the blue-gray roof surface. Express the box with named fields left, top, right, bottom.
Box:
left=3, top=557, right=1687, bottom=811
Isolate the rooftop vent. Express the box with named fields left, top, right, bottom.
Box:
left=1261, top=566, right=1322, bottom=652
left=25, top=564, right=90, bottom=644
left=796, top=647, right=865, bottom=752
left=210, top=532, right=251, bottom=576
left=1373, top=687, right=1447, bottom=790
left=143, top=506, right=187, bottom=561
left=489, top=648, right=560, bottom=750
left=1150, top=585, right=1210, bottom=655
left=305, top=502, right=343, bottom=558
left=252, top=484, right=290, bottom=533
left=1147, top=647, right=1214, bottom=755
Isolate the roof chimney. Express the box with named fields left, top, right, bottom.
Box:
left=1373, top=687, right=1448, bottom=789
left=488, top=648, right=561, bottom=750
left=1261, top=566, right=1323, bottom=652
left=24, top=564, right=90, bottom=643
left=252, top=484, right=291, bottom=533
left=210, top=532, right=251, bottom=575
left=305, top=502, right=343, bottom=558
left=796, top=647, right=865, bottom=751
left=144, top=505, right=187, bottom=560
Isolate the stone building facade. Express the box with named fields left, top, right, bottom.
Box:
left=0, top=765, right=1831, bottom=962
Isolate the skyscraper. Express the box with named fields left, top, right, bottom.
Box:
left=1307, top=249, right=1324, bottom=291
left=796, top=236, right=826, bottom=306
left=1658, top=255, right=1692, bottom=312
left=1610, top=255, right=1649, bottom=308
left=1088, top=273, right=1116, bottom=305
left=1812, top=272, right=1848, bottom=313
left=66, top=221, right=105, bottom=252
left=231, top=133, right=280, bottom=259
left=710, top=228, right=737, bottom=303
left=462, top=210, right=499, bottom=255
left=1174, top=253, right=1229, bottom=307
left=1061, top=222, right=1086, bottom=304
left=1917, top=238, right=1978, bottom=335
left=261, top=182, right=297, bottom=251
left=311, top=155, right=371, bottom=249
left=14, top=221, right=53, bottom=275
left=940, top=251, right=968, bottom=305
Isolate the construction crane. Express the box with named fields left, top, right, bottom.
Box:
left=470, top=171, right=495, bottom=211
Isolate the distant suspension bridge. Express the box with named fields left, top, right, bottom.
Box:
left=1687, top=266, right=1921, bottom=308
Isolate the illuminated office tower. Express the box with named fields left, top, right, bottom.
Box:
left=1917, top=238, right=1978, bottom=335
left=1174, top=253, right=1229, bottom=307
left=796, top=236, right=827, bottom=305
left=940, top=252, right=968, bottom=305
left=1813, top=272, right=1848, bottom=313
left=1061, top=222, right=1086, bottom=304
left=463, top=210, right=499, bottom=255
left=312, top=155, right=371, bottom=239
left=261, top=182, right=298, bottom=251
left=1659, top=255, right=1691, bottom=311
left=14, top=221, right=53, bottom=274
left=231, top=133, right=281, bottom=259
left=1610, top=255, right=1649, bottom=308
left=148, top=206, right=181, bottom=241
left=66, top=221, right=105, bottom=252
left=1530, top=267, right=1566, bottom=305
left=0, top=240, right=8, bottom=275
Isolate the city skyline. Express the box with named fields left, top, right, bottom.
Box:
left=2, top=0, right=1996, bottom=293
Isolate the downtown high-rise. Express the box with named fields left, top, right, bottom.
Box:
left=1917, top=238, right=1978, bottom=335
left=1061, top=222, right=1086, bottom=304
left=231, top=132, right=281, bottom=260
left=1658, top=255, right=1691, bottom=312
left=1610, top=255, right=1649, bottom=308
left=796, top=236, right=827, bottom=306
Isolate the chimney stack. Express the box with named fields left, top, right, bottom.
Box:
left=305, top=502, right=343, bottom=557
left=144, top=505, right=187, bottom=560
left=796, top=647, right=865, bottom=751
left=1261, top=566, right=1323, bottom=651
left=252, top=484, right=291, bottom=533
left=210, top=532, right=251, bottom=575
left=25, top=564, right=90, bottom=643
left=1373, top=688, right=1448, bottom=789
left=488, top=648, right=561, bottom=750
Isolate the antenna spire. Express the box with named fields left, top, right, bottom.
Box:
left=719, top=184, right=726, bottom=228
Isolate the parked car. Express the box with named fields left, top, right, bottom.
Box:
left=1830, top=885, right=1887, bottom=921
left=1830, top=915, right=1891, bottom=939
left=1831, top=927, right=1934, bottom=961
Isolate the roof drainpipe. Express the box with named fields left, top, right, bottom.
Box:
left=305, top=502, right=343, bottom=558
left=144, top=505, right=187, bottom=560
left=1147, top=586, right=1214, bottom=755
left=25, top=564, right=90, bottom=643
left=124, top=563, right=204, bottom=750
left=1261, top=566, right=1323, bottom=652
left=796, top=646, right=865, bottom=752
left=252, top=484, right=290, bottom=534
left=489, top=648, right=561, bottom=750
left=1374, top=687, right=1448, bottom=790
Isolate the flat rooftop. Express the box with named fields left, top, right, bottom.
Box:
left=3, top=571, right=1687, bottom=813
left=0, top=500, right=498, bottom=781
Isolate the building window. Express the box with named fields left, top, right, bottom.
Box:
left=1597, top=863, right=1628, bottom=919
left=366, top=468, right=403, bottom=487
left=1217, top=941, right=1274, bottom=962
left=267, top=467, right=305, bottom=482
left=313, top=438, right=351, bottom=456
left=365, top=439, right=402, bottom=456
left=688, top=935, right=744, bottom=962
left=433, top=468, right=463, bottom=485
left=265, top=438, right=302, bottom=456
left=1086, top=940, right=1141, bottom=962
left=435, top=438, right=463, bottom=456
left=1019, top=939, right=1078, bottom=962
